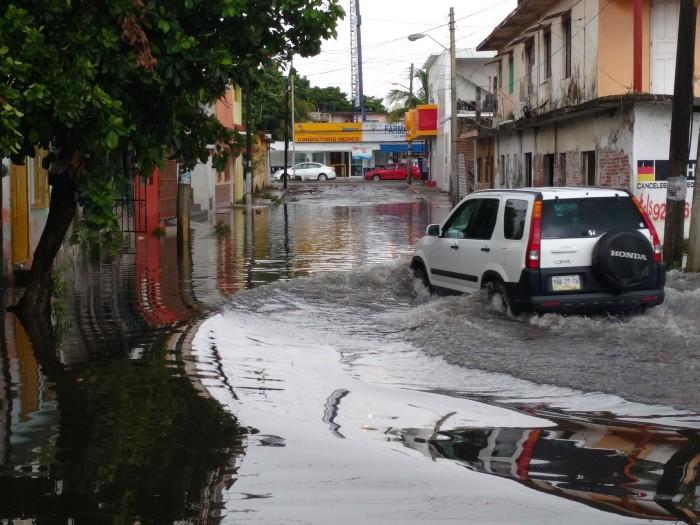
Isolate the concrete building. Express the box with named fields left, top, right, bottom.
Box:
left=192, top=85, right=270, bottom=220
left=308, top=111, right=389, bottom=124
left=477, top=0, right=699, bottom=238
left=423, top=49, right=498, bottom=195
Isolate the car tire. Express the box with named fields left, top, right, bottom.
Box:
left=412, top=263, right=433, bottom=293
left=372, top=174, right=380, bottom=181
left=592, top=229, right=654, bottom=292
left=318, top=173, right=328, bottom=182
left=485, top=280, right=520, bottom=316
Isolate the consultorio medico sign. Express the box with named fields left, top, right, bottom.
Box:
left=293, top=122, right=408, bottom=143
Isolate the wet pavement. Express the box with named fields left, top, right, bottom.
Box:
left=1, top=181, right=699, bottom=523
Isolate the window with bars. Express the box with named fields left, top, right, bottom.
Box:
left=543, top=28, right=552, bottom=80
left=508, top=52, right=514, bottom=94
left=562, top=14, right=572, bottom=79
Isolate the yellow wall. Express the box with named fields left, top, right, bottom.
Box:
left=233, top=86, right=243, bottom=126
left=234, top=154, right=244, bottom=203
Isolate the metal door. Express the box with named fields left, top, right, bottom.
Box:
left=10, top=163, right=30, bottom=265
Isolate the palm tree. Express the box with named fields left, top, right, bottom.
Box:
left=386, top=68, right=429, bottom=122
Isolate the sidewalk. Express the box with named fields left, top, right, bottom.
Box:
left=406, top=181, right=454, bottom=211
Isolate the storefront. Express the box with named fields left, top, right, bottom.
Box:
left=269, top=122, right=425, bottom=177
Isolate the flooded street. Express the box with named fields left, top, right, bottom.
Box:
left=2, top=183, right=699, bottom=523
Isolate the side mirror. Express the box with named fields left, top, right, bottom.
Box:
left=427, top=224, right=440, bottom=237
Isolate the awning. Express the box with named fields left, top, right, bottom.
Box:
left=379, top=142, right=424, bottom=153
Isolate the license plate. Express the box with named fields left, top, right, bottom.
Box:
left=552, top=275, right=581, bottom=292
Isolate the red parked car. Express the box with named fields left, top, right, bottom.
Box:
left=365, top=163, right=420, bottom=181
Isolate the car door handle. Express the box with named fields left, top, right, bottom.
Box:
left=481, top=247, right=490, bottom=252
left=450, top=243, right=459, bottom=250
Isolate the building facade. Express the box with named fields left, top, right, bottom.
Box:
left=478, top=0, right=699, bottom=238
left=423, top=49, right=498, bottom=194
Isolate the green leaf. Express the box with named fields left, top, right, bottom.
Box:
left=158, top=19, right=171, bottom=33
left=105, top=131, right=119, bottom=150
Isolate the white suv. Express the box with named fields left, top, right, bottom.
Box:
left=411, top=187, right=665, bottom=314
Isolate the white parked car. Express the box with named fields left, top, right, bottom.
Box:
left=411, top=187, right=665, bottom=314
left=272, top=162, right=337, bottom=182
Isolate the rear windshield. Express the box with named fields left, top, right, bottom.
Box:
left=541, top=197, right=645, bottom=239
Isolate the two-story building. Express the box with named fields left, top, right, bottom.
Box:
left=423, top=49, right=498, bottom=195
left=478, top=0, right=698, bottom=237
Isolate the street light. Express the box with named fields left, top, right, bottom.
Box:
left=407, top=7, right=457, bottom=202
left=408, top=32, right=445, bottom=49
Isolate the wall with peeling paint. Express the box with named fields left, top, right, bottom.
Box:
left=494, top=0, right=599, bottom=123
left=493, top=104, right=640, bottom=190
left=633, top=102, right=698, bottom=239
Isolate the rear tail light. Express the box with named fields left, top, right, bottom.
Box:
left=631, top=195, right=662, bottom=263
left=525, top=199, right=543, bottom=269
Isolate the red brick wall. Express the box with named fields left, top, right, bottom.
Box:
left=566, top=152, right=583, bottom=186
left=599, top=149, right=631, bottom=187
left=554, top=153, right=564, bottom=186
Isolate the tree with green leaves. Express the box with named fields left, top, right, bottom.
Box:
left=363, top=95, right=387, bottom=113
left=1, top=0, right=344, bottom=316
left=386, top=68, right=429, bottom=122
left=252, top=69, right=382, bottom=140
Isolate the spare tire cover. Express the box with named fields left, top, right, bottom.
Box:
left=592, top=229, right=653, bottom=291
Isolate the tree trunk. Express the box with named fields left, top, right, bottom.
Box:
left=10, top=169, right=77, bottom=317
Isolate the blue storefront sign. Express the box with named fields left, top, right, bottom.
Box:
left=379, top=142, right=424, bottom=154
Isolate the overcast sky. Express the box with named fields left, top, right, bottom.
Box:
left=294, top=0, right=517, bottom=106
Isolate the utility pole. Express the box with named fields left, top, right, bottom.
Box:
left=283, top=73, right=290, bottom=190
left=356, top=0, right=366, bottom=122
left=475, top=86, right=481, bottom=193
left=245, top=82, right=253, bottom=208
left=291, top=64, right=296, bottom=179
left=663, top=0, right=696, bottom=268
left=407, top=62, right=414, bottom=185
left=449, top=6, right=458, bottom=204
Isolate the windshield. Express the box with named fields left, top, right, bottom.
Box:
left=541, top=197, right=645, bottom=239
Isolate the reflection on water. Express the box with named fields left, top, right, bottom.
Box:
left=398, top=411, right=700, bottom=523
left=0, top=186, right=438, bottom=522
left=6, top=184, right=698, bottom=523
left=1, top=313, right=243, bottom=522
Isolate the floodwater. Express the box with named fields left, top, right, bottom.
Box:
left=1, top=183, right=699, bottom=524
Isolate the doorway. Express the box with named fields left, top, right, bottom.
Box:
left=543, top=154, right=554, bottom=186
left=10, top=163, right=30, bottom=265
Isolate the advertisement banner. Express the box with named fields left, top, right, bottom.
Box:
left=351, top=147, right=372, bottom=160
left=294, top=122, right=362, bottom=143
left=361, top=122, right=407, bottom=142
left=635, top=159, right=695, bottom=239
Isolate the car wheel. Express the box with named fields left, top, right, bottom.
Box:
left=372, top=174, right=380, bottom=181
left=318, top=173, right=328, bottom=182
left=412, top=263, right=433, bottom=293
left=485, top=280, right=519, bottom=316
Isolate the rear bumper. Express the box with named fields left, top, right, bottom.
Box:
left=509, top=264, right=666, bottom=313
left=526, top=289, right=665, bottom=313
